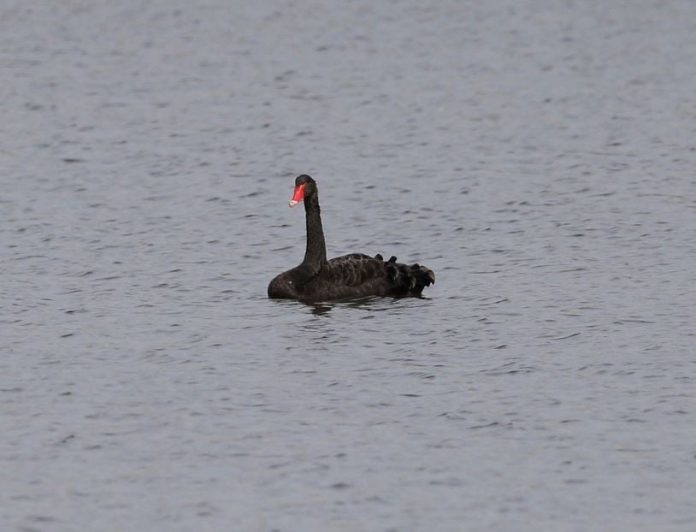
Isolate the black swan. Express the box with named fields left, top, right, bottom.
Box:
left=268, top=175, right=435, bottom=301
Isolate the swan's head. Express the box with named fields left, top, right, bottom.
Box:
left=289, top=174, right=317, bottom=207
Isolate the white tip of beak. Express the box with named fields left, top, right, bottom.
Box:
left=289, top=200, right=299, bottom=207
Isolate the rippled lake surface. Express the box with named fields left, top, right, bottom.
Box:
left=3, top=1, right=696, bottom=530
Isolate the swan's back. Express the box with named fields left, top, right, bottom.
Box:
left=298, top=253, right=434, bottom=301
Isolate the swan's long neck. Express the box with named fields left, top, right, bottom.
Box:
left=302, top=193, right=327, bottom=270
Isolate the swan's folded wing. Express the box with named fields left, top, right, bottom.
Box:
left=325, top=254, right=386, bottom=287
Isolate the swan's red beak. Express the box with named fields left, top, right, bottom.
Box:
left=289, top=184, right=305, bottom=207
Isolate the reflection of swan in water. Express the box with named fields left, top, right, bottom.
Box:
left=268, top=175, right=435, bottom=302
left=310, top=303, right=332, bottom=315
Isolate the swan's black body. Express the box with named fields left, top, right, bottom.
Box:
left=268, top=175, right=435, bottom=302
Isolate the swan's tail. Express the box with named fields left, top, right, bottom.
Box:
left=382, top=255, right=435, bottom=296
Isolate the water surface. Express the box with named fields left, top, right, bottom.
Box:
left=2, top=1, right=696, bottom=530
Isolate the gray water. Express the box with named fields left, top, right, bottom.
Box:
left=2, top=1, right=696, bottom=530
